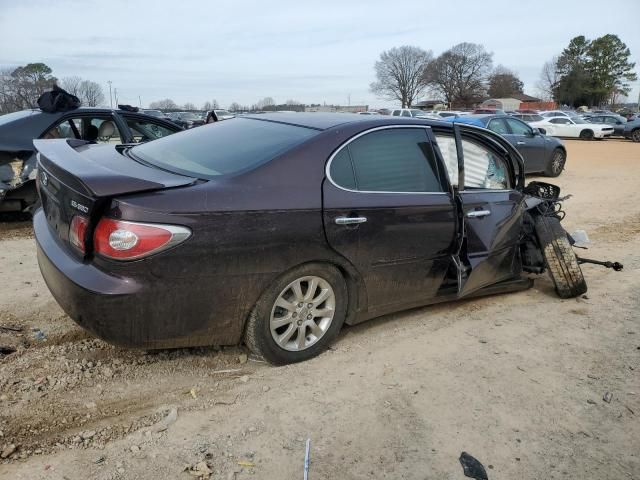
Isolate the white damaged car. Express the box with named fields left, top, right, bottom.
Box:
left=530, top=116, right=614, bottom=140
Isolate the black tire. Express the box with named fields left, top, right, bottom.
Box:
left=631, top=129, right=640, bottom=143
left=244, top=263, right=347, bottom=365
left=579, top=129, right=594, bottom=140
left=545, top=149, right=566, bottom=177
left=534, top=216, right=587, bottom=299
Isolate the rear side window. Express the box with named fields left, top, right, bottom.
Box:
left=488, top=118, right=509, bottom=134
left=130, top=118, right=317, bottom=178
left=329, top=128, right=444, bottom=193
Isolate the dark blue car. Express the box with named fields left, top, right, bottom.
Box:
left=443, top=114, right=567, bottom=177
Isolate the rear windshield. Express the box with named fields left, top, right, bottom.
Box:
left=130, top=118, right=318, bottom=178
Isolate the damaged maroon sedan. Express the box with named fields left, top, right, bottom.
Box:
left=33, top=113, right=620, bottom=365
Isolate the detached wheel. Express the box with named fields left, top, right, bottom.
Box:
left=545, top=149, right=566, bottom=177
left=579, top=129, right=594, bottom=140
left=244, top=263, right=347, bottom=365
left=534, top=216, right=587, bottom=299
left=631, top=129, right=640, bottom=142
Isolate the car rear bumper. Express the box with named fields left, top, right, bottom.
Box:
left=34, top=209, right=243, bottom=349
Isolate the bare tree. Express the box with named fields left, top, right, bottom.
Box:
left=256, top=97, right=275, bottom=109
left=183, top=102, right=196, bottom=110
left=424, top=43, right=493, bottom=108
left=60, top=76, right=82, bottom=97
left=78, top=80, right=105, bottom=107
left=229, top=102, right=241, bottom=111
left=149, top=98, right=178, bottom=110
left=370, top=46, right=433, bottom=107
left=535, top=56, right=559, bottom=101
left=487, top=65, right=523, bottom=98
left=285, top=99, right=302, bottom=105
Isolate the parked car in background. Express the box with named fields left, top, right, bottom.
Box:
left=531, top=116, right=614, bottom=140
left=511, top=113, right=545, bottom=123
left=540, top=110, right=581, bottom=119
left=622, top=117, right=640, bottom=142
left=357, top=111, right=380, bottom=115
left=140, top=109, right=172, bottom=121
left=473, top=108, right=506, bottom=115
left=584, top=114, right=627, bottom=136
left=214, top=109, right=235, bottom=120
left=167, top=112, right=205, bottom=128
left=0, top=107, right=182, bottom=213
left=33, top=112, right=588, bottom=365
left=436, top=111, right=468, bottom=118
left=390, top=108, right=440, bottom=119
left=444, top=114, right=567, bottom=176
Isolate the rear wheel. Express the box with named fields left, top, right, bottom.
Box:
left=534, top=216, right=587, bottom=299
left=579, top=129, right=594, bottom=140
left=631, top=129, right=640, bottom=142
left=545, top=149, right=565, bottom=177
left=244, top=263, right=347, bottom=365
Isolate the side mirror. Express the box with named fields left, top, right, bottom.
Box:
left=537, top=127, right=546, bottom=135
left=616, top=120, right=623, bottom=125
left=531, top=127, right=541, bottom=136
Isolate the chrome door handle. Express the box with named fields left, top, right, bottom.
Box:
left=335, top=216, right=367, bottom=225
left=516, top=141, right=526, bottom=145
left=466, top=210, right=491, bottom=218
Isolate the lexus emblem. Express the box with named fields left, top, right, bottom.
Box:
left=41, top=171, right=48, bottom=186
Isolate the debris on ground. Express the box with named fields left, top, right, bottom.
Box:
left=603, top=392, right=613, bottom=403
left=237, top=460, right=255, bottom=467
left=152, top=407, right=178, bottom=433
left=187, top=461, right=212, bottom=478
left=0, top=324, right=23, bottom=332
left=459, top=452, right=489, bottom=480
left=0, top=345, right=16, bottom=355
left=304, top=438, right=311, bottom=480
left=1, top=443, right=18, bottom=459
left=238, top=353, right=248, bottom=364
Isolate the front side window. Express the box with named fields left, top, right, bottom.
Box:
left=329, top=128, right=444, bottom=193
left=124, top=116, right=177, bottom=143
left=550, top=118, right=570, bottom=125
left=401, top=110, right=411, bottom=117
left=505, top=118, right=532, bottom=135
left=434, top=134, right=510, bottom=190
left=487, top=118, right=509, bottom=134
left=391, top=110, right=401, bottom=116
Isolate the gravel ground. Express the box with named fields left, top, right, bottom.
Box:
left=0, top=139, right=639, bottom=479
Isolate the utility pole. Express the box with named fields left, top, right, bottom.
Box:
left=107, top=81, right=113, bottom=108
left=114, top=88, right=118, bottom=107
left=139, top=96, right=142, bottom=108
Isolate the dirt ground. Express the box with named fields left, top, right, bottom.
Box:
left=1, top=139, right=639, bottom=480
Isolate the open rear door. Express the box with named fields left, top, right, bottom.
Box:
left=448, top=125, right=526, bottom=297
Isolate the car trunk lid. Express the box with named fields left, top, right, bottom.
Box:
left=34, top=139, right=197, bottom=251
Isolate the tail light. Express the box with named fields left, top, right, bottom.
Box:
left=94, top=219, right=191, bottom=260
left=69, top=215, right=89, bottom=253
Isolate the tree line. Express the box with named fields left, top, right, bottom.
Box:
left=0, top=63, right=105, bottom=114
left=149, top=96, right=305, bottom=112
left=371, top=34, right=635, bottom=109
left=537, top=34, right=636, bottom=107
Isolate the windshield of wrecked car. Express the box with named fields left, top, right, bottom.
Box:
left=130, top=118, right=318, bottom=178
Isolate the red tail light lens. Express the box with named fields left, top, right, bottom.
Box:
left=94, top=219, right=191, bottom=260
left=69, top=215, right=89, bottom=253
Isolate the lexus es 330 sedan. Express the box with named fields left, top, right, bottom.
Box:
left=34, top=113, right=569, bottom=364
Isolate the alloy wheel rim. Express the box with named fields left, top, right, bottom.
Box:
left=270, top=276, right=336, bottom=352
left=552, top=152, right=564, bottom=173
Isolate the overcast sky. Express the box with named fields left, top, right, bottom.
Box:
left=1, top=0, right=639, bottom=109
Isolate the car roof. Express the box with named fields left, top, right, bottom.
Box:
left=241, top=112, right=450, bottom=130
